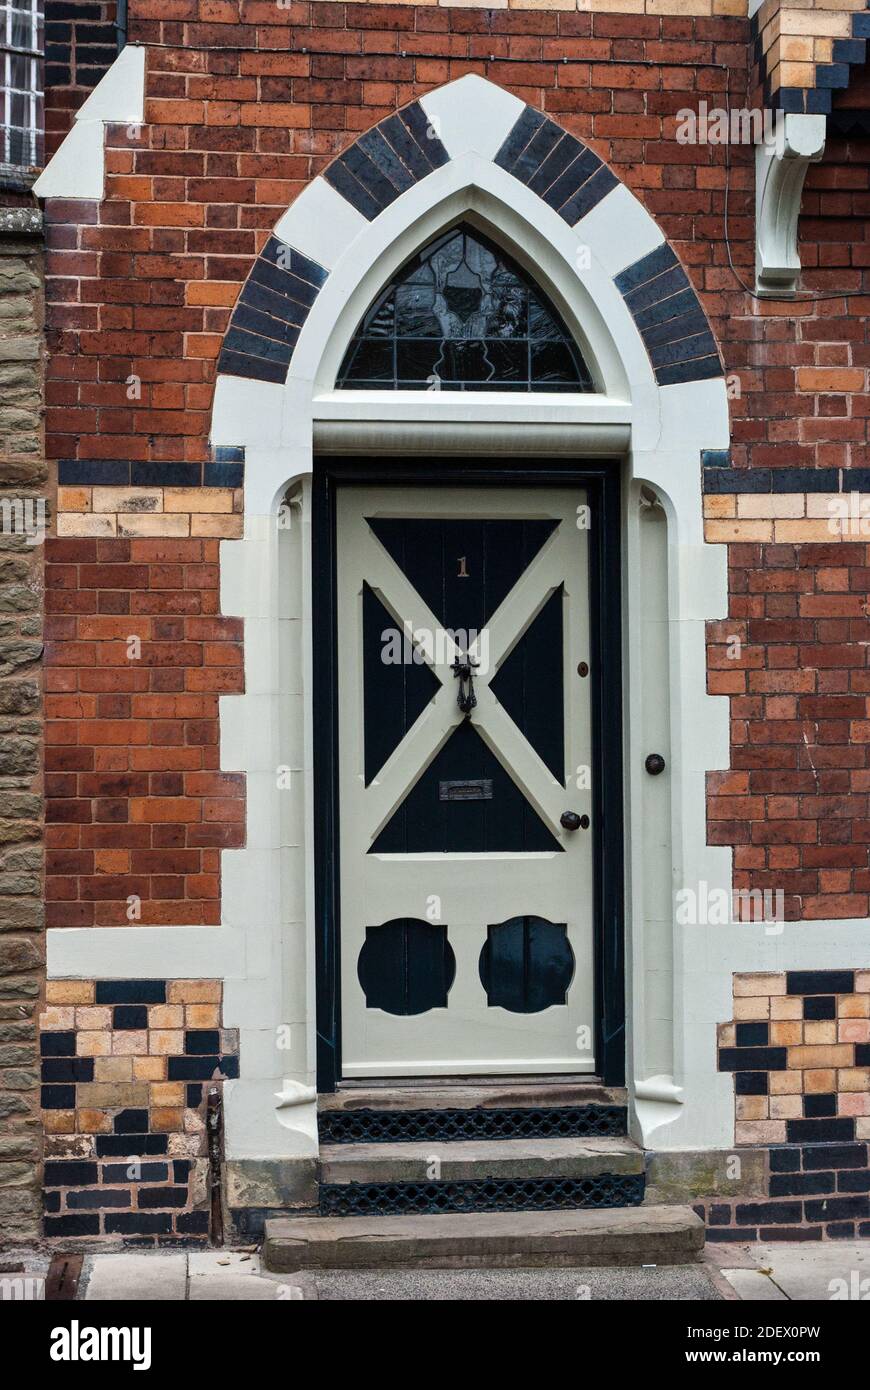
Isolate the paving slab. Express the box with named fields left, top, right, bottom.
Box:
left=718, top=1240, right=870, bottom=1301
left=312, top=1264, right=721, bottom=1301
left=720, top=1268, right=788, bottom=1301
left=84, top=1252, right=188, bottom=1301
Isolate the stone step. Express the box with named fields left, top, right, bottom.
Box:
left=263, top=1204, right=705, bottom=1271
left=320, top=1136, right=643, bottom=1184
left=319, top=1081, right=627, bottom=1112
left=317, top=1089, right=628, bottom=1145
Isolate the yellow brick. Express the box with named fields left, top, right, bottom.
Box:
left=769, top=1093, right=802, bottom=1120
left=151, top=1107, right=184, bottom=1132
left=164, top=487, right=233, bottom=514
left=857, top=1118, right=870, bottom=1140
left=133, top=1055, right=166, bottom=1081
left=734, top=996, right=770, bottom=1020
left=57, top=513, right=118, bottom=537
left=788, top=1044, right=853, bottom=1068
left=773, top=519, right=843, bottom=543
left=112, top=1030, right=148, bottom=1056
left=117, top=513, right=190, bottom=538
left=735, top=973, right=786, bottom=996
left=186, top=1004, right=220, bottom=1028
left=168, top=980, right=221, bottom=1004
left=75, top=1006, right=112, bottom=1030
left=92, top=487, right=162, bottom=514
left=735, top=1120, right=786, bottom=1145
left=151, top=1082, right=185, bottom=1107
left=769, top=1070, right=802, bottom=1094
left=646, top=0, right=712, bottom=12
left=804, top=493, right=843, bottom=520
left=39, top=1006, right=75, bottom=1030
left=803, top=1020, right=836, bottom=1045
left=43, top=1110, right=76, bottom=1133
left=779, top=62, right=815, bottom=87
left=856, top=971, right=870, bottom=993
left=93, top=1056, right=133, bottom=1081
left=57, top=487, right=91, bottom=512
left=148, top=1005, right=184, bottom=1030
left=737, top=493, right=805, bottom=520
left=150, top=1029, right=184, bottom=1055
left=840, top=994, right=870, bottom=1018
left=704, top=495, right=736, bottom=519
left=77, top=1030, right=112, bottom=1056
left=46, top=981, right=94, bottom=1005
left=77, top=1109, right=112, bottom=1134
left=736, top=1096, right=768, bottom=1121
left=770, top=995, right=803, bottom=1020
left=190, top=513, right=244, bottom=539
left=837, top=1067, right=870, bottom=1092
left=780, top=36, right=814, bottom=62
left=705, top=519, right=773, bottom=543
left=770, top=1020, right=802, bottom=1046
left=781, top=11, right=852, bottom=37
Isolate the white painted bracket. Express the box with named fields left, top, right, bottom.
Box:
left=33, top=44, right=145, bottom=200
left=755, top=113, right=826, bottom=297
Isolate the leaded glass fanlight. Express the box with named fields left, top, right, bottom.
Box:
left=337, top=224, right=594, bottom=392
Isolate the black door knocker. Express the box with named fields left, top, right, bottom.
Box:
left=451, top=656, right=478, bottom=717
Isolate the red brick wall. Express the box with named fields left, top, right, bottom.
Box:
left=45, top=537, right=244, bottom=927
left=40, top=2, right=870, bottom=925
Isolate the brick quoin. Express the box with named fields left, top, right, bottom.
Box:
left=40, top=0, right=870, bottom=927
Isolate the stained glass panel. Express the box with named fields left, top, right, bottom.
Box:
left=337, top=224, right=593, bottom=392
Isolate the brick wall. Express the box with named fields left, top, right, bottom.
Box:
left=0, top=211, right=45, bottom=1246
left=45, top=1, right=119, bottom=157
left=40, top=976, right=237, bottom=1242
left=45, top=537, right=244, bottom=927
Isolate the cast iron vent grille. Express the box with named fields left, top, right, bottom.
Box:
left=318, top=1104, right=627, bottom=1145
left=319, top=1171, right=645, bottom=1218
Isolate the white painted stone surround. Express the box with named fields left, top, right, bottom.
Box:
left=43, top=73, right=870, bottom=1165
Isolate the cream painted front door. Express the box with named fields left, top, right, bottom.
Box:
left=336, top=484, right=594, bottom=1077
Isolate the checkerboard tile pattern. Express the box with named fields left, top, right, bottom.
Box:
left=40, top=978, right=238, bottom=1242
left=718, top=970, right=870, bottom=1146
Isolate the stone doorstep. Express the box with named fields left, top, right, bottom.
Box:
left=318, top=1081, right=627, bottom=1112
left=262, top=1205, right=705, bottom=1272
left=319, top=1136, right=644, bottom=1184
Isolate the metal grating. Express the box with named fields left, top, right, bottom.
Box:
left=320, top=1171, right=645, bottom=1218
left=318, top=1104, right=627, bottom=1145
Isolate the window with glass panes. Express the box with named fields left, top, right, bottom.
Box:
left=1, top=1, right=42, bottom=170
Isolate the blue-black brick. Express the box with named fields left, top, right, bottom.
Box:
left=803, top=1144, right=867, bottom=1170
left=105, top=1213, right=173, bottom=1235
left=173, top=1160, right=191, bottom=1182
left=186, top=1084, right=203, bottom=1107
left=67, top=1189, right=131, bottom=1209
left=96, top=1134, right=168, bottom=1157
left=44, top=1214, right=100, bottom=1237
left=114, top=1108, right=149, bottom=1134
left=130, top=462, right=202, bottom=488
left=185, top=1030, right=220, bottom=1055
left=803, top=996, right=836, bottom=1021
left=769, top=1171, right=834, bottom=1198
left=40, top=1031, right=76, bottom=1056
left=856, top=1044, right=870, bottom=1066
left=168, top=1054, right=237, bottom=1080
left=735, top=1072, right=768, bottom=1096
left=736, top=1201, right=801, bottom=1225
left=203, top=461, right=243, bottom=488
left=44, top=1191, right=61, bottom=1212
left=58, top=459, right=129, bottom=486
left=95, top=979, right=166, bottom=1005
left=102, top=1162, right=168, bottom=1183
left=786, top=970, right=854, bottom=995
left=41, top=1057, right=94, bottom=1083
left=838, top=1170, right=870, bottom=1193
left=42, top=1085, right=76, bottom=1110
left=805, top=1196, right=870, bottom=1222
left=769, top=1147, right=800, bottom=1173
left=44, top=1160, right=99, bottom=1187
left=138, top=1186, right=188, bottom=1208
left=719, top=1046, right=787, bottom=1072
left=177, top=1210, right=210, bottom=1235
left=735, top=1022, right=769, bottom=1047
left=113, top=1005, right=147, bottom=1030
left=804, top=1094, right=836, bottom=1118
left=787, top=1118, right=855, bottom=1144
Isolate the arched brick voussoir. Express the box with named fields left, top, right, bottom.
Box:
left=216, top=76, right=724, bottom=394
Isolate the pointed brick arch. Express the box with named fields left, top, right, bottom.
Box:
left=217, top=91, right=723, bottom=394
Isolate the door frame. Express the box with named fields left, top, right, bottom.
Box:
left=312, top=455, right=625, bottom=1091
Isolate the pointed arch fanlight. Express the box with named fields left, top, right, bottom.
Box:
left=336, top=223, right=594, bottom=393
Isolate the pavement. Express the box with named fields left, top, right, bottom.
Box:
left=3, top=1241, right=869, bottom=1300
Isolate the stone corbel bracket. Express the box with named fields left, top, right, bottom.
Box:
left=33, top=44, right=145, bottom=200
left=755, top=113, right=826, bottom=297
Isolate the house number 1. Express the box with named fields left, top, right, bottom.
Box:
left=457, top=556, right=469, bottom=578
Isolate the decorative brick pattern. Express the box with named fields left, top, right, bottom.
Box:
left=44, top=537, right=245, bottom=927
left=217, top=237, right=328, bottom=385
left=45, top=0, right=119, bottom=156
left=40, top=977, right=238, bottom=1242
left=753, top=0, right=870, bottom=114
left=718, top=971, right=870, bottom=1145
